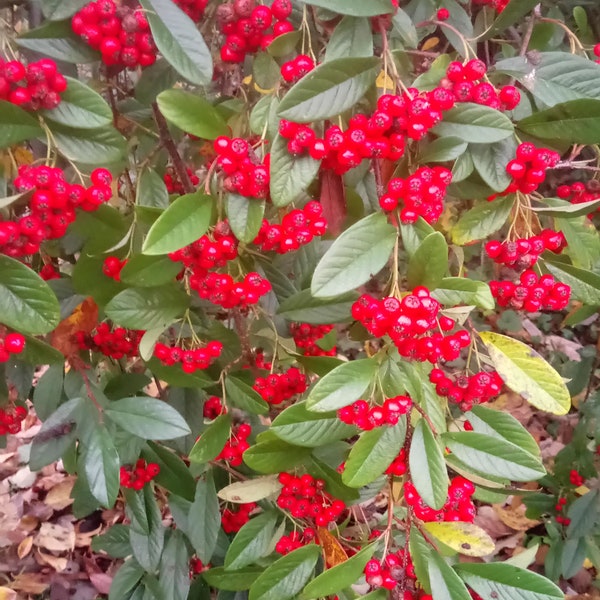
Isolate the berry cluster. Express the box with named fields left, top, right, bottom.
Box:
left=163, top=166, right=200, bottom=195
left=253, top=201, right=327, bottom=254
left=404, top=476, right=476, bottom=522
left=485, top=229, right=566, bottom=269
left=0, top=57, right=66, bottom=110
left=169, top=223, right=238, bottom=271
left=154, top=340, right=223, bottom=374
left=490, top=271, right=571, bottom=312
left=276, top=472, right=346, bottom=527
left=352, top=289, right=471, bottom=363
left=0, top=405, right=27, bottom=436
left=102, top=255, right=127, bottom=281
left=191, top=271, right=272, bottom=309
left=557, top=180, right=600, bottom=215
left=281, top=54, right=315, bottom=83
left=216, top=423, right=251, bottom=467
left=429, top=368, right=503, bottom=411
left=386, top=448, right=407, bottom=476
left=472, top=0, right=508, bottom=13
left=274, top=527, right=316, bottom=555
left=253, top=367, right=307, bottom=405
left=2, top=166, right=113, bottom=258
left=569, top=469, right=584, bottom=487
left=76, top=323, right=143, bottom=359
left=337, top=396, right=412, bottom=430
left=364, top=549, right=417, bottom=591
left=289, top=322, right=336, bottom=356
left=0, top=332, right=26, bottom=363
left=555, top=497, right=570, bottom=526
left=441, top=59, right=520, bottom=110
left=217, top=0, right=294, bottom=63
left=72, top=1, right=157, bottom=68
left=40, top=264, right=61, bottom=280
left=379, top=166, right=453, bottom=224
left=203, top=396, right=226, bottom=419
left=119, top=459, right=160, bottom=490
left=214, top=136, right=270, bottom=199
left=221, top=502, right=256, bottom=534
left=175, top=0, right=209, bottom=21
left=505, top=143, right=561, bottom=194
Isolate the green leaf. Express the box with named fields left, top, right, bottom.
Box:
left=253, top=51, right=280, bottom=90
left=225, top=512, right=279, bottom=571
left=431, top=278, right=494, bottom=310
left=42, top=77, right=112, bottom=128
left=311, top=212, right=397, bottom=298
left=119, top=255, right=181, bottom=288
left=249, top=544, right=321, bottom=600
left=325, top=16, right=373, bottom=60
left=269, top=133, right=320, bottom=207
left=300, top=544, right=377, bottom=599
left=203, top=566, right=263, bottom=591
left=432, top=104, right=514, bottom=143
left=108, top=559, right=144, bottom=600
left=20, top=335, right=64, bottom=366
left=225, top=376, right=269, bottom=415
left=442, top=0, right=474, bottom=55
left=271, top=402, right=356, bottom=448
left=91, top=524, right=132, bottom=558
left=277, top=289, right=358, bottom=324
left=567, top=490, right=600, bottom=540
left=82, top=425, right=120, bottom=507
left=139, top=0, right=213, bottom=86
left=409, top=529, right=433, bottom=592
left=419, top=136, right=467, bottom=163
left=479, top=331, right=571, bottom=416
left=0, top=255, right=60, bottom=334
left=146, top=357, right=213, bottom=389
left=424, top=522, right=495, bottom=557
left=33, top=364, right=64, bottom=421
left=105, top=397, right=191, bottom=440
left=0, top=101, right=43, bottom=148
left=250, top=95, right=280, bottom=138
left=541, top=257, right=600, bottom=306
left=487, top=0, right=539, bottom=36
left=306, top=359, right=378, bottom=412
left=105, top=284, right=189, bottom=330
left=442, top=431, right=546, bottom=481
left=226, top=194, right=265, bottom=243
left=156, top=90, right=228, bottom=140
left=267, top=31, right=302, bottom=58
left=50, top=123, right=127, bottom=166
left=41, top=0, right=89, bottom=20
left=470, top=138, right=517, bottom=192
left=425, top=553, right=470, bottom=600
left=407, top=232, right=448, bottom=290
left=135, top=59, right=179, bottom=106
left=128, top=485, right=164, bottom=571
left=455, top=563, right=563, bottom=600
left=530, top=197, right=600, bottom=218
left=142, top=442, right=196, bottom=501
left=243, top=439, right=312, bottom=473
left=304, top=0, right=393, bottom=16
left=342, top=420, right=406, bottom=487
left=451, top=196, right=514, bottom=245
left=392, top=8, right=418, bottom=47
left=278, top=57, right=380, bottom=123
left=136, top=168, right=169, bottom=209
left=159, top=530, right=191, bottom=600
left=189, top=475, right=221, bottom=563
left=189, top=414, right=232, bottom=464
left=409, top=419, right=448, bottom=510
left=142, top=191, right=212, bottom=255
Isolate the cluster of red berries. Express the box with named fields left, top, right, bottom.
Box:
left=557, top=180, right=600, bottom=215
left=364, top=549, right=417, bottom=591
left=555, top=497, right=570, bottom=526
left=485, top=229, right=566, bottom=269
left=337, top=396, right=412, bottom=431
left=505, top=143, right=561, bottom=194
left=169, top=223, right=238, bottom=271
left=175, top=0, right=209, bottom=21
left=40, top=264, right=61, bottom=280
left=0, top=405, right=27, bottom=436
left=405, top=476, right=476, bottom=522
left=379, top=166, right=453, bottom=224
left=216, top=423, right=251, bottom=467
left=441, top=59, right=520, bottom=111
left=72, top=1, right=157, bottom=68
left=203, top=396, right=226, bottom=419
left=290, top=322, right=336, bottom=356
left=0, top=57, right=66, bottom=110
left=281, top=54, right=315, bottom=83
left=191, top=270, right=272, bottom=309
left=154, top=340, right=223, bottom=373
left=473, top=0, right=508, bottom=12
left=386, top=448, right=407, bottom=476
left=221, top=502, right=256, bottom=534
left=253, top=201, right=327, bottom=254
left=2, top=166, right=113, bottom=258
left=102, top=255, right=127, bottom=281
left=490, top=271, right=571, bottom=312
left=119, top=459, right=160, bottom=490
left=569, top=469, right=584, bottom=487
left=253, top=367, right=307, bottom=405
left=0, top=332, right=26, bottom=363
left=163, top=167, right=200, bottom=195
left=217, top=0, right=294, bottom=63
left=276, top=472, right=346, bottom=527
left=352, top=289, right=471, bottom=363
left=430, top=368, right=503, bottom=412
left=214, top=136, right=269, bottom=199
left=76, top=323, right=143, bottom=359
left=274, top=527, right=316, bottom=555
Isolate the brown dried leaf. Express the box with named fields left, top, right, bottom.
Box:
left=36, top=549, right=68, bottom=572
left=317, top=527, right=348, bottom=568
left=50, top=297, right=98, bottom=358
left=17, top=536, right=33, bottom=559
left=9, top=573, right=50, bottom=595
left=44, top=478, right=75, bottom=511
left=34, top=522, right=75, bottom=552
left=494, top=504, right=540, bottom=532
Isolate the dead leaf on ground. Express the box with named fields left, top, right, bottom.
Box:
left=0, top=587, right=17, bottom=600
left=44, top=478, right=75, bottom=510
left=494, top=503, right=540, bottom=532
left=17, top=536, right=33, bottom=559
left=8, top=572, right=50, bottom=595
left=36, top=549, right=68, bottom=572
left=34, top=522, right=75, bottom=552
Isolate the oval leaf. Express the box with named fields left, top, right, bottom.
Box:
left=541, top=258, right=600, bottom=306
left=423, top=522, right=495, bottom=557
left=0, top=100, right=43, bottom=148
left=189, top=414, right=232, bottom=464
left=433, top=104, right=514, bottom=143
left=243, top=440, right=312, bottom=474
left=225, top=512, right=279, bottom=571
left=218, top=476, right=282, bottom=504
left=407, top=232, right=448, bottom=290
left=451, top=196, right=514, bottom=245
left=431, top=278, right=494, bottom=310
left=226, top=194, right=265, bottom=243
left=304, top=0, right=394, bottom=17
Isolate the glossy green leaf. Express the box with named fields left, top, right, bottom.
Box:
left=225, top=376, right=269, bottom=415
left=156, top=89, right=228, bottom=139
left=277, top=289, right=358, bottom=324
left=407, top=232, right=448, bottom=290
left=226, top=194, right=265, bottom=243
left=142, top=442, right=196, bottom=501
left=91, top=524, right=132, bottom=558
left=159, top=530, right=190, bottom=600
left=136, top=168, right=170, bottom=209
left=0, top=101, right=43, bottom=148
left=203, top=566, right=263, bottom=591
left=392, top=8, right=418, bottom=47
left=433, top=104, right=514, bottom=143
left=41, top=0, right=89, bottom=20
left=243, top=439, right=312, bottom=473
left=50, top=123, right=127, bottom=166
left=32, top=364, right=64, bottom=421
left=486, top=0, right=539, bottom=36
left=325, top=16, right=373, bottom=60
left=542, top=257, right=600, bottom=306
left=189, top=414, right=232, bottom=464
left=108, top=559, right=144, bottom=600
left=189, top=476, right=221, bottom=563
left=311, top=212, right=397, bottom=298
left=431, top=278, right=494, bottom=310
left=225, top=512, right=279, bottom=571
left=128, top=485, right=164, bottom=571
left=470, top=138, right=517, bottom=192
left=530, top=197, right=600, bottom=217
left=82, top=425, right=120, bottom=507
left=278, top=57, right=380, bottom=123
left=451, top=196, right=514, bottom=245
left=142, top=191, right=212, bottom=255
left=567, top=490, right=600, bottom=540
left=420, top=136, right=468, bottom=163
left=119, top=254, right=181, bottom=287
left=304, top=0, right=394, bottom=16
left=428, top=551, right=472, bottom=600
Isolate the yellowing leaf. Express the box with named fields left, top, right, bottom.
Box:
left=479, top=332, right=571, bottom=416
left=217, top=475, right=282, bottom=503
left=13, top=147, right=34, bottom=165
left=423, top=522, right=495, bottom=557
left=421, top=36, right=440, bottom=52
left=376, top=70, right=394, bottom=90
left=316, top=527, right=348, bottom=568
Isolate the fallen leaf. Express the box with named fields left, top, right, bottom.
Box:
left=34, top=522, right=75, bottom=552
left=44, top=478, right=75, bottom=510
left=7, top=467, right=37, bottom=489
left=317, top=527, right=348, bottom=568
left=36, top=549, right=68, bottom=572
left=0, top=587, right=17, bottom=600
left=89, top=573, right=113, bottom=595
left=494, top=503, right=540, bottom=532
left=9, top=572, right=50, bottom=595
left=17, top=536, right=33, bottom=559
